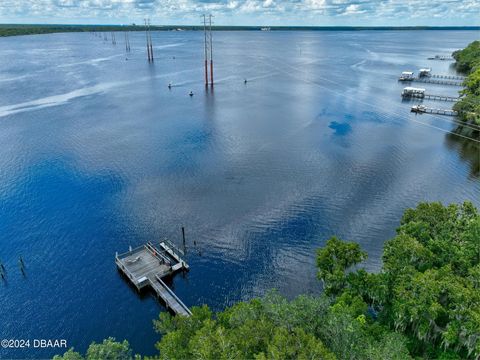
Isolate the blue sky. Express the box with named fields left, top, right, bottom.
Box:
left=0, top=0, right=479, bottom=26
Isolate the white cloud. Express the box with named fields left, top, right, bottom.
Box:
left=0, top=0, right=478, bottom=25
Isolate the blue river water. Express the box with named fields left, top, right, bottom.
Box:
left=0, top=30, right=479, bottom=358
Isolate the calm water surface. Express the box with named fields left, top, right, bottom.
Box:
left=0, top=30, right=479, bottom=358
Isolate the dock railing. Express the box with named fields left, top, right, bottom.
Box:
left=145, top=242, right=172, bottom=266
left=162, top=239, right=185, bottom=257
left=154, top=275, right=192, bottom=316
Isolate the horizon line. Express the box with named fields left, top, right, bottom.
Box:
left=1, top=23, right=479, bottom=29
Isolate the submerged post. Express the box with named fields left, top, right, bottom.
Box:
left=19, top=256, right=25, bottom=276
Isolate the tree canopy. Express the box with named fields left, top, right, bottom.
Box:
left=453, top=40, right=480, bottom=131
left=318, top=202, right=480, bottom=359
left=55, top=202, right=479, bottom=360
left=53, top=338, right=137, bottom=360
left=453, top=41, right=480, bottom=73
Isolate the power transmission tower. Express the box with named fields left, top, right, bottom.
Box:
left=203, top=14, right=214, bottom=87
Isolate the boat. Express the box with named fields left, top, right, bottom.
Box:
left=399, top=71, right=414, bottom=81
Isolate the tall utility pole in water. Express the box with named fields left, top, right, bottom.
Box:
left=203, top=14, right=214, bottom=87
left=203, top=15, right=208, bottom=86
left=148, top=19, right=154, bottom=62
left=124, top=31, right=131, bottom=53
left=145, top=18, right=153, bottom=62
left=209, top=14, right=214, bottom=86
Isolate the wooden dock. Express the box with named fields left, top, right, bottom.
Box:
left=116, top=241, right=192, bottom=317
left=430, top=74, right=465, bottom=81
left=412, top=78, right=462, bottom=86
left=427, top=55, right=454, bottom=61
left=402, top=92, right=459, bottom=102
left=411, top=105, right=458, bottom=116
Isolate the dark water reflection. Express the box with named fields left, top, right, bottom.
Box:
left=446, top=131, right=480, bottom=178
left=0, top=30, right=478, bottom=358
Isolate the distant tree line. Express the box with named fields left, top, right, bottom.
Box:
left=0, top=24, right=167, bottom=37
left=1, top=24, right=479, bottom=37
left=453, top=40, right=480, bottom=139
left=54, top=201, right=480, bottom=359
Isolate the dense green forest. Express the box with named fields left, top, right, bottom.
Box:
left=55, top=201, right=480, bottom=360
left=453, top=40, right=480, bottom=138
left=0, top=24, right=161, bottom=37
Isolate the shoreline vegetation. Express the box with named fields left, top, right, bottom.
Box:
left=452, top=40, right=480, bottom=139
left=0, top=24, right=479, bottom=37
left=55, top=201, right=480, bottom=360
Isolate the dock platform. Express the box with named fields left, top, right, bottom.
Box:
left=116, top=241, right=192, bottom=317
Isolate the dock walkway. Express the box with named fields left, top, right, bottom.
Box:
left=412, top=78, right=463, bottom=86
left=151, top=275, right=191, bottom=316
left=399, top=75, right=463, bottom=87
left=427, top=55, right=454, bottom=61
left=403, top=93, right=459, bottom=102
left=411, top=105, right=458, bottom=116
left=430, top=74, right=465, bottom=81
left=116, top=241, right=191, bottom=316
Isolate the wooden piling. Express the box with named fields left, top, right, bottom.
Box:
left=182, top=227, right=186, bottom=254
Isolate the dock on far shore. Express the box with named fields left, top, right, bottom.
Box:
left=116, top=241, right=192, bottom=317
